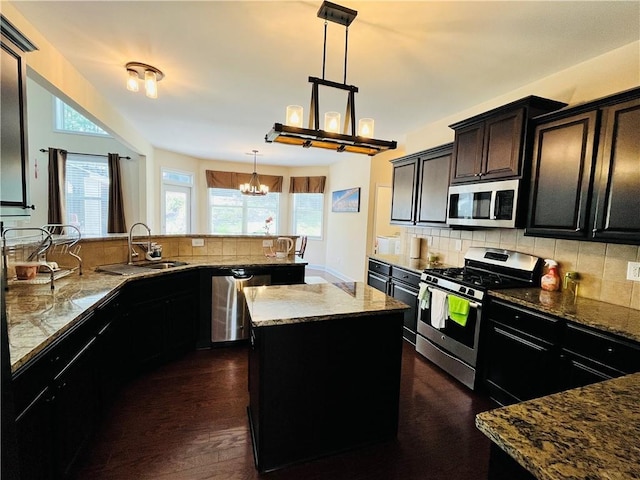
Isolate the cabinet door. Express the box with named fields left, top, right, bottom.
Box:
left=1, top=34, right=31, bottom=216
left=166, top=290, right=197, bottom=357
left=15, top=387, right=55, bottom=480
left=451, top=123, right=484, bottom=183
left=592, top=97, right=640, bottom=244
left=526, top=111, right=598, bottom=239
left=416, top=147, right=452, bottom=225
left=390, top=281, right=417, bottom=344
left=482, top=109, right=524, bottom=180
left=390, top=158, right=418, bottom=224
left=52, top=337, right=98, bottom=479
left=367, top=272, right=389, bottom=294
left=559, top=354, right=614, bottom=390
left=484, top=322, right=557, bottom=405
left=129, top=297, right=168, bottom=370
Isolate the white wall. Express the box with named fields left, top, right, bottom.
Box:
left=8, top=78, right=139, bottom=232
left=324, top=157, right=372, bottom=281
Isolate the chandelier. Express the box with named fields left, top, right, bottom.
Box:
left=265, top=1, right=396, bottom=156
left=240, top=150, right=268, bottom=196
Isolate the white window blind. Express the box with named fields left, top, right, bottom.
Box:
left=209, top=188, right=279, bottom=234
left=292, top=193, right=323, bottom=239
left=65, top=155, right=109, bottom=236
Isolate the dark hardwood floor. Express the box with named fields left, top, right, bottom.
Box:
left=75, top=341, right=496, bottom=479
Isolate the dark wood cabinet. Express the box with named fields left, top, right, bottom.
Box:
left=591, top=96, right=640, bottom=244
left=1, top=19, right=36, bottom=217
left=14, top=386, right=55, bottom=480
left=127, top=271, right=199, bottom=371
left=482, top=300, right=562, bottom=405
left=389, top=267, right=420, bottom=345
left=367, top=258, right=391, bottom=294
left=390, top=155, right=419, bottom=224
left=270, top=265, right=305, bottom=285
left=416, top=143, right=452, bottom=225
left=390, top=143, right=453, bottom=226
left=52, top=338, right=98, bottom=479
left=526, top=111, right=599, bottom=238
left=483, top=297, right=640, bottom=406
left=449, top=96, right=566, bottom=185
left=527, top=87, right=640, bottom=244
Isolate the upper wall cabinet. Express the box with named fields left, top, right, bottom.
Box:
left=390, top=143, right=453, bottom=226
left=526, top=87, right=640, bottom=245
left=1, top=16, right=37, bottom=218
left=449, top=96, right=566, bottom=184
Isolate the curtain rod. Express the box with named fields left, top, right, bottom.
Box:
left=39, top=148, right=131, bottom=160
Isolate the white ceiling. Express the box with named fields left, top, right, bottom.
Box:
left=11, top=1, right=640, bottom=167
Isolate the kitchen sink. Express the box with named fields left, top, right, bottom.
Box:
left=96, top=260, right=188, bottom=276
left=136, top=261, right=188, bottom=270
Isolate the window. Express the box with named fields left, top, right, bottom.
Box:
left=54, top=98, right=109, bottom=136
left=162, top=169, right=193, bottom=234
left=292, top=193, right=323, bottom=239
left=65, top=155, right=109, bottom=236
left=209, top=189, right=279, bottom=234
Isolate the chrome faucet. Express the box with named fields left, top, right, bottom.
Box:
left=128, top=222, right=151, bottom=265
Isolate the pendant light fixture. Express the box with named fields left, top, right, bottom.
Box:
left=265, top=1, right=396, bottom=156
left=240, top=150, right=269, bottom=196
left=125, top=62, right=164, bottom=99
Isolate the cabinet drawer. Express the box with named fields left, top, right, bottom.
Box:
left=368, top=259, right=391, bottom=276
left=488, top=299, right=561, bottom=344
left=564, top=323, right=640, bottom=374
left=390, top=267, right=420, bottom=288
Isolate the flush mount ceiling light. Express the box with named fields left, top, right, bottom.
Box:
left=265, top=1, right=396, bottom=156
left=125, top=62, right=164, bottom=99
left=240, top=150, right=269, bottom=196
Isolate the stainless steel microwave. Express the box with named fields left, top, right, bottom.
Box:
left=447, top=179, right=520, bottom=228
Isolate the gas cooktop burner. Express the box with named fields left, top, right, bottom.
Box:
left=426, top=267, right=528, bottom=289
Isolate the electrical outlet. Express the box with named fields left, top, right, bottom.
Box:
left=454, top=239, right=462, bottom=252
left=627, top=262, right=640, bottom=281
left=191, top=238, right=204, bottom=247
left=262, top=239, right=273, bottom=247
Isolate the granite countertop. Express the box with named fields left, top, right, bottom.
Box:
left=476, top=372, right=640, bottom=480
left=245, top=282, right=409, bottom=328
left=369, top=253, right=444, bottom=274
left=490, top=288, right=640, bottom=343
left=5, top=255, right=306, bottom=372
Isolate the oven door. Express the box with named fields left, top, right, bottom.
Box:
left=416, top=285, right=482, bottom=367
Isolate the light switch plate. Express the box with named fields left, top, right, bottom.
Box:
left=627, top=262, right=640, bottom=281
left=191, top=238, right=205, bottom=247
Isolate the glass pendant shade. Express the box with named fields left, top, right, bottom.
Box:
left=358, top=118, right=374, bottom=137
left=144, top=70, right=158, bottom=99
left=286, top=105, right=304, bottom=128
left=324, top=112, right=341, bottom=133
left=126, top=69, right=139, bottom=92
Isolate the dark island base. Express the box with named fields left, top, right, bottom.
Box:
left=487, top=444, right=536, bottom=480
left=247, top=312, right=404, bottom=473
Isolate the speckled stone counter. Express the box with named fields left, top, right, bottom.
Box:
left=245, top=282, right=409, bottom=327
left=490, top=288, right=640, bottom=343
left=476, top=372, right=640, bottom=480
left=369, top=253, right=441, bottom=274
left=6, top=255, right=306, bottom=372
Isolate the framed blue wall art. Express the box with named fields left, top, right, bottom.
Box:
left=331, top=187, right=360, bottom=213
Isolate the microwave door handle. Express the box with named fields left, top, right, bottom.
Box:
left=489, top=190, right=497, bottom=220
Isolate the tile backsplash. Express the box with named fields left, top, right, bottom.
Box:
left=400, top=227, right=640, bottom=310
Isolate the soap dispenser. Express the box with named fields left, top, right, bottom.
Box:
left=563, top=271, right=580, bottom=303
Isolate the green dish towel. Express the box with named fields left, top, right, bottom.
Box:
left=448, top=295, right=470, bottom=326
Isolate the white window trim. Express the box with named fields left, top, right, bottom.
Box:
left=161, top=168, right=194, bottom=234
left=291, top=192, right=324, bottom=241
left=53, top=97, right=110, bottom=137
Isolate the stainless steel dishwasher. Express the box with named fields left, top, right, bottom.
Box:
left=211, top=269, right=271, bottom=343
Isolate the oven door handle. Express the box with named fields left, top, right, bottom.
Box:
left=426, top=286, right=480, bottom=309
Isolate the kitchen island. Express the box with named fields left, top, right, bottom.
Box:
left=476, top=372, right=640, bottom=480
left=244, top=282, right=408, bottom=473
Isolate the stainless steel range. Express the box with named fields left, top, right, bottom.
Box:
left=415, top=247, right=543, bottom=390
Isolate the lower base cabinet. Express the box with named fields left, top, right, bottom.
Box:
left=482, top=298, right=640, bottom=406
